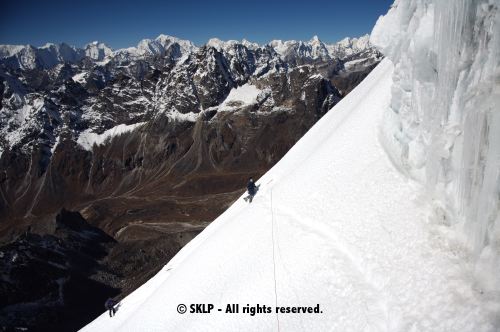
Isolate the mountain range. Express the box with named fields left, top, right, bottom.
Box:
left=0, top=34, right=371, bottom=69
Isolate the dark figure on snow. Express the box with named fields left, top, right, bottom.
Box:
left=105, top=298, right=118, bottom=317
left=247, top=177, right=257, bottom=202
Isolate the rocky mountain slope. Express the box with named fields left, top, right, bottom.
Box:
left=0, top=34, right=381, bottom=330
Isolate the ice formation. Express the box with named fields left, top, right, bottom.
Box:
left=371, top=0, right=500, bottom=291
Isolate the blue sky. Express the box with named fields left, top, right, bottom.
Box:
left=0, top=0, right=394, bottom=49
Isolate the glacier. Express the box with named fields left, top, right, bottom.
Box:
left=81, top=0, right=499, bottom=331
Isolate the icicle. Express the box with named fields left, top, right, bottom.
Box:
left=371, top=0, right=500, bottom=291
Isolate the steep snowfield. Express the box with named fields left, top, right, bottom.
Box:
left=77, top=122, right=146, bottom=151
left=81, top=59, right=497, bottom=331
left=219, top=84, right=263, bottom=111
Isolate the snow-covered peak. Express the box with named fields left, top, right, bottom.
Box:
left=206, top=38, right=225, bottom=50
left=155, top=34, right=198, bottom=54
left=53, top=42, right=84, bottom=62
left=267, top=39, right=296, bottom=57
left=0, top=42, right=85, bottom=69
left=200, top=35, right=373, bottom=61
left=308, top=35, right=329, bottom=59
left=137, top=38, right=164, bottom=55
left=155, top=34, right=178, bottom=44
left=84, top=41, right=113, bottom=61
left=113, top=35, right=197, bottom=60
left=267, top=37, right=330, bottom=60
left=327, top=34, right=372, bottom=58
left=0, top=41, right=111, bottom=64
left=0, top=44, right=26, bottom=58
left=354, top=34, right=370, bottom=50
left=242, top=39, right=259, bottom=50
left=40, top=42, right=56, bottom=49
left=309, top=35, right=321, bottom=44
left=337, top=37, right=352, bottom=48
left=206, top=38, right=240, bottom=51
left=206, top=38, right=262, bottom=57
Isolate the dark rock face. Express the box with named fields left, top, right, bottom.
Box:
left=0, top=209, right=119, bottom=332
left=0, top=35, right=382, bottom=330
left=0, top=209, right=202, bottom=331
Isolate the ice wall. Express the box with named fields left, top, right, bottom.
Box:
left=371, top=0, right=500, bottom=291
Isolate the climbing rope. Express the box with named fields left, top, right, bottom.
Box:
left=270, top=189, right=281, bottom=332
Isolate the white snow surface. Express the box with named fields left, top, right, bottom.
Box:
left=164, top=111, right=199, bottom=122
left=72, top=72, right=88, bottom=84
left=218, top=84, right=262, bottom=111
left=82, top=59, right=498, bottom=331
left=77, top=122, right=145, bottom=151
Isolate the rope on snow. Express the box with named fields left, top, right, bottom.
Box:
left=270, top=189, right=281, bottom=332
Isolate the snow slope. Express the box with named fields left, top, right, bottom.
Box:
left=218, top=84, right=263, bottom=111
left=82, top=58, right=497, bottom=331
left=77, top=122, right=146, bottom=151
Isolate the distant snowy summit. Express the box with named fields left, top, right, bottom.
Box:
left=0, top=34, right=374, bottom=70
left=268, top=35, right=370, bottom=60
left=0, top=42, right=85, bottom=70
left=84, top=41, right=113, bottom=61
left=112, top=34, right=198, bottom=62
